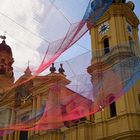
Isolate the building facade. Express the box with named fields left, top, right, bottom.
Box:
left=0, top=0, right=140, bottom=140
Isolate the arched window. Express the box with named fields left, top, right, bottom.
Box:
left=103, top=38, right=110, bottom=54
left=110, top=102, right=117, bottom=117
left=108, top=96, right=117, bottom=118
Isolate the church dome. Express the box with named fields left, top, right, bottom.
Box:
left=0, top=40, right=12, bottom=54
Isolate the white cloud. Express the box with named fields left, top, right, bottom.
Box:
left=0, top=0, right=91, bottom=80
left=0, top=0, right=45, bottom=79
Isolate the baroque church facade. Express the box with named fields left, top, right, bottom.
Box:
left=0, top=0, right=140, bottom=140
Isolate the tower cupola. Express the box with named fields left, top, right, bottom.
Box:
left=0, top=40, right=12, bottom=54
left=0, top=36, right=14, bottom=90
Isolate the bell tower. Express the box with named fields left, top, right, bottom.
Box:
left=87, top=0, right=140, bottom=139
left=0, top=36, right=14, bottom=93
left=88, top=0, right=139, bottom=60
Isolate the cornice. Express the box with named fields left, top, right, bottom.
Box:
left=87, top=52, right=135, bottom=74
left=108, top=4, right=139, bottom=27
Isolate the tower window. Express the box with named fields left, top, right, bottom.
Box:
left=110, top=102, right=117, bottom=118
left=103, top=38, right=110, bottom=54
left=138, top=94, right=140, bottom=105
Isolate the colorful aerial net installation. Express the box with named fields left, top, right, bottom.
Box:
left=0, top=0, right=140, bottom=134
left=1, top=41, right=140, bottom=132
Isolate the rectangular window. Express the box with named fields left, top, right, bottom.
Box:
left=20, top=116, right=29, bottom=140
left=110, top=102, right=117, bottom=118
left=138, top=94, right=140, bottom=105
left=103, top=38, right=110, bottom=54
left=20, top=131, right=28, bottom=140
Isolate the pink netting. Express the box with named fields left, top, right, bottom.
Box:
left=0, top=41, right=140, bottom=133
left=0, top=0, right=140, bottom=136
